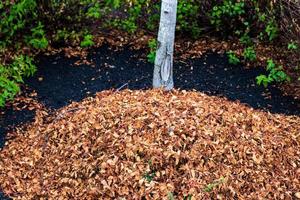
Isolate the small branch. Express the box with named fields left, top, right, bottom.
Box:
left=116, top=83, right=129, bottom=91
left=54, top=107, right=83, bottom=121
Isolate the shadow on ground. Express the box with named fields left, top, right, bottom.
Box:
left=1, top=43, right=299, bottom=199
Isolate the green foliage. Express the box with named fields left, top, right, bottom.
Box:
left=0, top=55, right=36, bottom=107
left=183, top=194, right=192, bottom=200
left=146, top=4, right=160, bottom=31
left=123, top=4, right=142, bottom=33
left=0, top=0, right=105, bottom=106
left=0, top=0, right=286, bottom=50
left=203, top=177, right=226, bottom=192
left=143, top=159, right=155, bottom=182
left=121, top=19, right=138, bottom=34
left=227, top=51, right=240, bottom=65
left=0, top=75, right=20, bottom=107
left=256, top=59, right=290, bottom=87
left=54, top=29, right=71, bottom=42
left=177, top=1, right=201, bottom=38
left=54, top=29, right=82, bottom=45
left=168, top=192, right=175, bottom=200
left=10, top=55, right=36, bottom=82
left=288, top=42, right=298, bottom=50
left=0, top=0, right=37, bottom=48
left=106, top=1, right=143, bottom=34
left=265, top=19, right=278, bottom=41
left=239, top=34, right=252, bottom=46
left=105, top=0, right=121, bottom=9
left=210, top=0, right=280, bottom=43
left=210, top=0, right=245, bottom=29
left=143, top=171, right=155, bottom=182
left=87, top=2, right=101, bottom=19
left=243, top=47, right=256, bottom=61
left=80, top=34, right=94, bottom=48
left=147, top=39, right=157, bottom=64
left=26, top=22, right=48, bottom=49
left=104, top=0, right=204, bottom=38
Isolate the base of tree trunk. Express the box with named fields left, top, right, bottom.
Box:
left=152, top=0, right=177, bottom=91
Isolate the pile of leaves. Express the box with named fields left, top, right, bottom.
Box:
left=0, top=89, right=299, bottom=199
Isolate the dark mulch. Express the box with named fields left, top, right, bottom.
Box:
left=27, top=45, right=300, bottom=113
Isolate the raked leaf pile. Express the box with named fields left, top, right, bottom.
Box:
left=0, top=89, right=299, bottom=199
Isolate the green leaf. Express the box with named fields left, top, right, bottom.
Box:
left=168, top=192, right=175, bottom=200
left=80, top=34, right=94, bottom=48
left=288, top=42, right=298, bottom=50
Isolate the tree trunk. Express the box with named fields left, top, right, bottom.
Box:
left=153, top=0, right=178, bottom=90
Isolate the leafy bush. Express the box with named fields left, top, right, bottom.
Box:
left=86, top=2, right=102, bottom=19
left=80, top=34, right=94, bottom=48
left=0, top=0, right=38, bottom=49
left=210, top=0, right=282, bottom=44
left=147, top=39, right=157, bottom=64
left=243, top=47, right=256, bottom=61
left=227, top=51, right=240, bottom=65
left=26, top=22, right=49, bottom=49
left=0, top=55, right=36, bottom=107
left=177, top=1, right=202, bottom=38
left=265, top=18, right=278, bottom=41
left=1, top=0, right=298, bottom=49
left=288, top=42, right=298, bottom=50
left=256, top=59, right=290, bottom=87
left=210, top=0, right=245, bottom=31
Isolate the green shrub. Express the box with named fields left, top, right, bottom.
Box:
left=86, top=2, right=102, bottom=19
left=227, top=51, right=240, bottom=65
left=0, top=0, right=38, bottom=49
left=239, top=33, right=252, bottom=46
left=210, top=0, right=245, bottom=30
left=209, top=0, right=281, bottom=43
left=147, top=39, right=157, bottom=64
left=0, top=0, right=103, bottom=106
left=177, top=1, right=201, bottom=38
left=80, top=34, right=94, bottom=48
left=288, top=42, right=298, bottom=50
left=265, top=18, right=278, bottom=41
left=0, top=55, right=36, bottom=107
left=146, top=4, right=160, bottom=31
left=26, top=22, right=49, bottom=49
left=256, top=59, right=290, bottom=87
left=53, top=29, right=82, bottom=45
left=243, top=47, right=256, bottom=61
left=0, top=74, right=20, bottom=107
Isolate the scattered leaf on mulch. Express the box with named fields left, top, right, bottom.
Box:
left=1, top=89, right=299, bottom=199
left=45, top=29, right=300, bottom=99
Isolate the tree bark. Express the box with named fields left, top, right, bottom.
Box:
left=153, top=0, right=177, bottom=90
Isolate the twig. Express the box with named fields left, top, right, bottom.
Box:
left=116, top=83, right=129, bottom=91
left=54, top=107, right=83, bottom=121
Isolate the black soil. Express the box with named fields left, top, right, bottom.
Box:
left=0, top=44, right=300, bottom=199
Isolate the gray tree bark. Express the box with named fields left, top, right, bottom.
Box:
left=153, top=0, right=178, bottom=90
